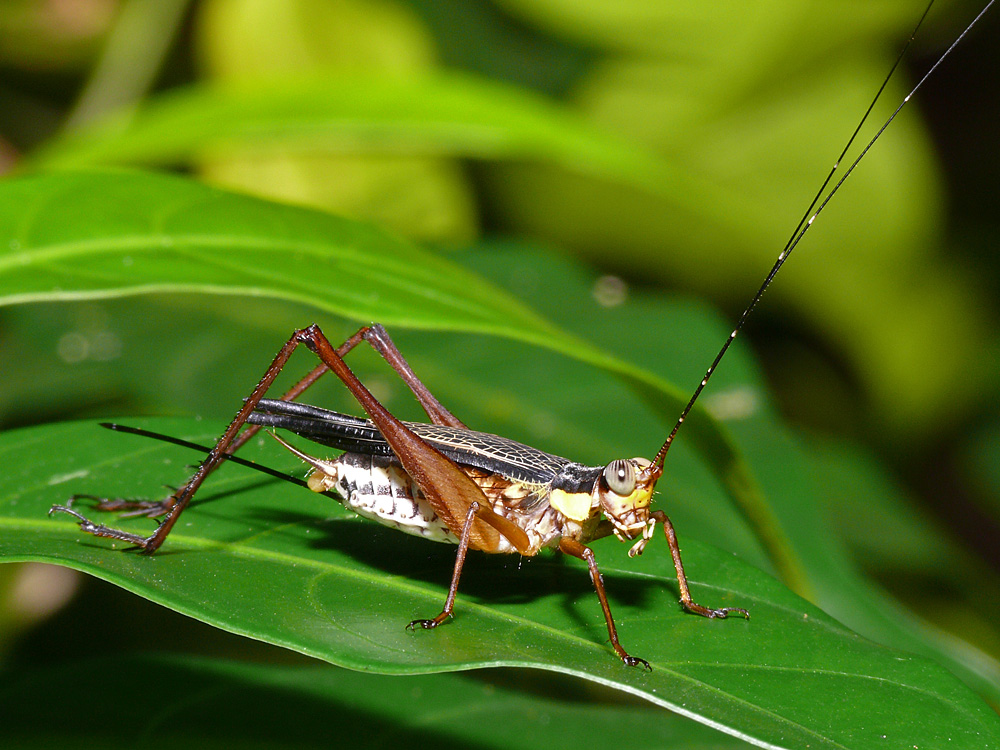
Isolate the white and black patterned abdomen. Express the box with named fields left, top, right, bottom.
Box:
left=307, top=450, right=590, bottom=555
left=330, top=452, right=457, bottom=543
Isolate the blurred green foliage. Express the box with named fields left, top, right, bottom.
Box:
left=0, top=0, right=999, bottom=746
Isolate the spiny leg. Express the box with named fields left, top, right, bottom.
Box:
left=50, top=323, right=486, bottom=553
left=47, top=505, right=155, bottom=547
left=49, top=324, right=376, bottom=551
left=361, top=324, right=466, bottom=428
left=407, top=501, right=480, bottom=630
left=221, top=324, right=462, bottom=465
left=56, top=360, right=337, bottom=523
left=651, top=510, right=750, bottom=620
left=63, top=493, right=174, bottom=519
left=229, top=360, right=332, bottom=455
left=61, top=324, right=459, bottom=523
left=300, top=325, right=528, bottom=553
left=560, top=537, right=650, bottom=669
left=262, top=324, right=468, bottom=430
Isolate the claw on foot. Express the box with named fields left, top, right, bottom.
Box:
left=48, top=504, right=88, bottom=524
left=709, top=606, right=751, bottom=620
left=622, top=654, right=651, bottom=670
left=685, top=601, right=751, bottom=620
left=406, top=612, right=452, bottom=631
left=406, top=619, right=436, bottom=631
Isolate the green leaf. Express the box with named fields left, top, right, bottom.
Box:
left=460, top=243, right=1000, bottom=705
left=0, top=169, right=549, bottom=337
left=25, top=33, right=992, bottom=438
left=2, top=169, right=999, bottom=743
left=0, top=653, right=753, bottom=749
left=1, top=419, right=999, bottom=748
left=807, top=435, right=1000, bottom=679
left=27, top=72, right=720, bottom=221
left=478, top=2, right=991, bottom=441
left=0, top=169, right=800, bottom=591
left=491, top=0, right=920, bottom=58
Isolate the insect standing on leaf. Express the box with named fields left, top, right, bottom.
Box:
left=51, top=322, right=748, bottom=670
left=49, top=0, right=992, bottom=669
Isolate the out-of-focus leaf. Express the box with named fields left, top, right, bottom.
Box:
left=809, top=434, right=1000, bottom=666
left=194, top=0, right=475, bottom=242
left=483, top=0, right=991, bottom=444
left=26, top=72, right=727, bottom=233
left=492, top=0, right=918, bottom=58
left=962, top=421, right=1000, bottom=519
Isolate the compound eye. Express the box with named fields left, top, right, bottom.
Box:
left=603, top=459, right=636, bottom=496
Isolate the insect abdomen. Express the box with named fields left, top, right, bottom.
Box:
left=327, top=453, right=457, bottom=543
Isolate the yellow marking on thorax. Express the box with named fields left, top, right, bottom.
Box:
left=549, top=488, right=594, bottom=523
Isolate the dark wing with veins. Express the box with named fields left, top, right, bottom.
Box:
left=249, top=398, right=573, bottom=484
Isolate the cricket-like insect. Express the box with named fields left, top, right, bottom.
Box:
left=49, top=1, right=992, bottom=668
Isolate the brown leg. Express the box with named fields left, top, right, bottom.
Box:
left=227, top=360, right=332, bottom=455
left=61, top=358, right=343, bottom=521
left=407, top=502, right=480, bottom=631
left=223, top=324, right=463, bottom=459
left=362, top=324, right=466, bottom=428
left=143, top=323, right=460, bottom=478
left=300, top=326, right=528, bottom=553
left=559, top=537, right=650, bottom=669
left=72, top=325, right=460, bottom=524
left=51, top=328, right=355, bottom=551
left=651, top=510, right=750, bottom=620
left=50, top=324, right=485, bottom=554
left=50, top=324, right=404, bottom=550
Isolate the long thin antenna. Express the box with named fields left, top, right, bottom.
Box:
left=652, top=0, right=993, bottom=469
left=98, top=422, right=312, bottom=490
left=783, top=0, right=935, bottom=247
